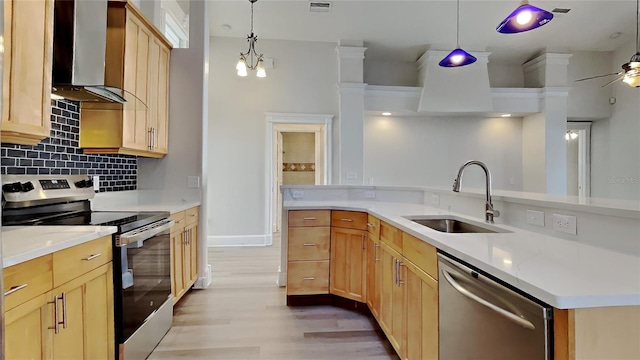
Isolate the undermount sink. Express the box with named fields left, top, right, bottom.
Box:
left=406, top=216, right=509, bottom=234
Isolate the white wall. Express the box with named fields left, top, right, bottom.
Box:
left=488, top=62, right=524, bottom=88
left=207, top=37, right=338, bottom=244
left=567, top=51, right=613, bottom=120
left=591, top=40, right=640, bottom=200
left=364, top=59, right=417, bottom=86
left=522, top=113, right=546, bottom=193
left=363, top=115, right=523, bottom=190
left=567, top=136, right=579, bottom=196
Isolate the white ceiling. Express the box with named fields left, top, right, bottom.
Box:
left=208, top=0, right=639, bottom=64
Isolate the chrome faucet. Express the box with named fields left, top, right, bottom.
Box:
left=452, top=160, right=500, bottom=223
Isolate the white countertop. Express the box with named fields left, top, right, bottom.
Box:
left=91, top=190, right=201, bottom=214
left=284, top=200, right=640, bottom=309
left=2, top=226, right=118, bottom=268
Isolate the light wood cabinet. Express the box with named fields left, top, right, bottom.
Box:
left=330, top=227, right=367, bottom=302
left=170, top=206, right=200, bottom=303
left=404, top=260, right=439, bottom=360
left=80, top=0, right=172, bottom=158
left=379, top=242, right=405, bottom=356
left=1, top=0, right=54, bottom=145
left=366, top=233, right=382, bottom=320
left=287, top=210, right=331, bottom=296
left=4, top=236, right=114, bottom=360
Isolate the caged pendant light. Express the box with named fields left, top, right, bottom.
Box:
left=439, top=0, right=477, bottom=67
left=236, top=0, right=267, bottom=78
left=496, top=0, right=554, bottom=34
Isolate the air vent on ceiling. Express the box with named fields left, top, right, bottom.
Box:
left=552, top=8, right=571, bottom=13
left=309, top=1, right=331, bottom=13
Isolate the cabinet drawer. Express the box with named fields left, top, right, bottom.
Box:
left=380, top=221, right=403, bottom=253
left=331, top=210, right=368, bottom=230
left=288, top=227, right=331, bottom=261
left=287, top=261, right=330, bottom=295
left=3, top=255, right=53, bottom=311
left=170, top=211, right=186, bottom=231
left=288, top=210, right=331, bottom=227
left=185, top=206, right=199, bottom=226
left=53, top=236, right=113, bottom=287
left=367, top=214, right=381, bottom=239
left=402, top=232, right=438, bottom=280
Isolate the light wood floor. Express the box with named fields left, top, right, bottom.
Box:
left=149, top=234, right=399, bottom=360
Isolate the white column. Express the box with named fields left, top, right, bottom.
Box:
left=336, top=42, right=367, bottom=184
left=521, top=54, right=572, bottom=195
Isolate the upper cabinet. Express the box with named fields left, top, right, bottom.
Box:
left=1, top=0, right=54, bottom=146
left=80, top=0, right=172, bottom=158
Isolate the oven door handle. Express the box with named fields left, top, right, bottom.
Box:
left=117, top=219, right=175, bottom=247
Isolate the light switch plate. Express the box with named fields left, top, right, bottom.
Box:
left=526, top=210, right=545, bottom=227
left=552, top=213, right=577, bottom=235
left=431, top=194, right=440, bottom=205
left=292, top=190, right=304, bottom=199
left=93, top=176, right=100, bottom=191
left=365, top=191, right=376, bottom=199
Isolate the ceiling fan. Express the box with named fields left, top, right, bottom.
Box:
left=575, top=0, right=640, bottom=87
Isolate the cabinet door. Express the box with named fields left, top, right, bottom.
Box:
left=52, top=285, right=84, bottom=359
left=330, top=227, right=367, bottom=302
left=122, top=12, right=150, bottom=151
left=366, top=235, right=382, bottom=320
left=1, top=0, right=54, bottom=145
left=186, top=224, right=199, bottom=286
left=5, top=292, right=54, bottom=360
left=171, top=228, right=185, bottom=302
left=379, top=243, right=404, bottom=356
left=405, top=264, right=438, bottom=360
left=152, top=42, right=170, bottom=154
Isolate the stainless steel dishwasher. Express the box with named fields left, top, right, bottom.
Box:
left=438, top=253, right=553, bottom=360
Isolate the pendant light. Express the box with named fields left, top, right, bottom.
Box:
left=439, top=0, right=476, bottom=67
left=236, top=0, right=267, bottom=78
left=623, top=0, right=640, bottom=87
left=497, top=0, right=554, bottom=34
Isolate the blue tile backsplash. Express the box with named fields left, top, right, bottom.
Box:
left=1, top=100, right=137, bottom=192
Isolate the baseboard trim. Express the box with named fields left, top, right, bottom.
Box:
left=207, top=234, right=272, bottom=247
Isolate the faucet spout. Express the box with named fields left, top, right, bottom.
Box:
left=452, top=160, right=500, bottom=223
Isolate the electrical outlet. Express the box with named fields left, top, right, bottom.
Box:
left=431, top=194, right=440, bottom=205
left=187, top=176, right=200, bottom=188
left=526, top=210, right=545, bottom=227
left=365, top=190, right=376, bottom=199
left=292, top=190, right=304, bottom=199
left=552, top=213, right=577, bottom=235
left=346, top=172, right=357, bottom=180
left=93, top=176, right=100, bottom=191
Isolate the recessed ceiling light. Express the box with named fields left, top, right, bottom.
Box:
left=382, top=112, right=392, bottom=116
left=609, top=32, right=622, bottom=39
left=551, top=8, right=571, bottom=14
left=501, top=114, right=512, bottom=117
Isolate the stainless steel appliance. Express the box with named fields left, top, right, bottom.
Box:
left=1, top=175, right=174, bottom=359
left=438, top=253, right=553, bottom=360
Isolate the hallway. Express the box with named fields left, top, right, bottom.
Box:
left=149, top=234, right=399, bottom=359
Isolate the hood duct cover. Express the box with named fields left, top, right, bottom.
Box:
left=416, top=50, right=493, bottom=113
left=52, top=0, right=141, bottom=106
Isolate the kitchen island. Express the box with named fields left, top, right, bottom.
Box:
left=280, top=193, right=640, bottom=359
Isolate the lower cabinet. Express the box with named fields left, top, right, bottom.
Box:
left=366, top=234, right=382, bottom=320
left=330, top=227, right=367, bottom=302
left=4, top=237, right=115, bottom=360
left=379, top=242, right=406, bottom=356
left=170, top=206, right=200, bottom=303
left=404, top=261, right=439, bottom=360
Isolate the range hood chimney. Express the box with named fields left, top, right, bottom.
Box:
left=416, top=50, right=493, bottom=113
left=52, top=0, right=127, bottom=103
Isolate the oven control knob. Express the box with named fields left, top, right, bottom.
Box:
left=75, top=180, right=88, bottom=188
left=20, top=181, right=34, bottom=192
left=2, top=182, right=22, bottom=193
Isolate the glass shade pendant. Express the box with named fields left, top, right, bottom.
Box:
left=256, top=60, right=267, bottom=78
left=439, top=48, right=477, bottom=67
left=439, top=0, right=476, bottom=68
left=497, top=1, right=554, bottom=34
left=236, top=0, right=267, bottom=77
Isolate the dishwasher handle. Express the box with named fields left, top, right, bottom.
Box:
left=441, top=269, right=536, bottom=330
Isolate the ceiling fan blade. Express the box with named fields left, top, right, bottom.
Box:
left=574, top=72, right=623, bottom=82
left=601, top=76, right=625, bottom=88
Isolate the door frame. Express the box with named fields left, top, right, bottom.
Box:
left=265, top=113, right=333, bottom=236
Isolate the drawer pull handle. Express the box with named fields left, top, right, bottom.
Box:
left=303, top=217, right=316, bottom=220
left=189, top=214, right=197, bottom=217
left=60, top=292, right=68, bottom=329
left=303, top=243, right=316, bottom=246
left=302, top=277, right=315, bottom=280
left=341, top=218, right=353, bottom=222
left=4, top=283, right=28, bottom=296
left=83, top=253, right=102, bottom=261
left=48, top=295, right=60, bottom=334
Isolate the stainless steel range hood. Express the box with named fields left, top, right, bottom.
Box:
left=52, top=0, right=135, bottom=105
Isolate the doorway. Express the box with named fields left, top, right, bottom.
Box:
left=265, top=113, right=333, bottom=237
left=566, top=121, right=591, bottom=198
